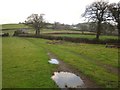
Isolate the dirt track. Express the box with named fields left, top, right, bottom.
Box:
left=48, top=52, right=101, bottom=88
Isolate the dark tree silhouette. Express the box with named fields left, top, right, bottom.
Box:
left=108, top=2, right=120, bottom=35
left=82, top=0, right=109, bottom=39
left=25, top=14, right=45, bottom=35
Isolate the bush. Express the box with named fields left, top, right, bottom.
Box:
left=16, top=34, right=118, bottom=44
left=2, top=33, right=9, bottom=37
left=13, top=30, right=27, bottom=36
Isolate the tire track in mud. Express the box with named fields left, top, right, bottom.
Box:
left=47, top=51, right=101, bottom=88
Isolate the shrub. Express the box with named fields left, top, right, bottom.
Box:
left=16, top=34, right=118, bottom=44
left=13, top=29, right=28, bottom=36
left=2, top=33, right=9, bottom=37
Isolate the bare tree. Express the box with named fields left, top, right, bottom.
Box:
left=108, top=2, right=120, bottom=35
left=82, top=0, right=109, bottom=39
left=25, top=14, right=45, bottom=35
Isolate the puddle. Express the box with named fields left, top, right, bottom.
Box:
left=48, top=59, right=59, bottom=64
left=51, top=72, right=85, bottom=88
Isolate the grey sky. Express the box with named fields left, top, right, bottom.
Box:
left=0, top=0, right=119, bottom=24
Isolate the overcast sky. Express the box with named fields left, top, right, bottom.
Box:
left=0, top=0, right=119, bottom=24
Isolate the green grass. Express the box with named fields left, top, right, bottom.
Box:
left=41, top=29, right=84, bottom=34
left=1, top=23, right=118, bottom=40
left=1, top=24, right=31, bottom=36
left=24, top=38, right=118, bottom=88
left=49, top=47, right=118, bottom=87
left=51, top=43, right=118, bottom=68
left=1, top=24, right=29, bottom=29
left=2, top=37, right=58, bottom=88
left=51, top=34, right=118, bottom=40
left=2, top=29, right=118, bottom=41
left=2, top=37, right=118, bottom=88
left=25, top=29, right=118, bottom=40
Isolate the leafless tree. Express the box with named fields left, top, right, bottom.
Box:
left=82, top=0, right=109, bottom=39
left=108, top=2, right=120, bottom=35
left=25, top=14, right=45, bottom=35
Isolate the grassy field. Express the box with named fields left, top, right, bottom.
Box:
left=2, top=28, right=118, bottom=41
left=2, top=37, right=57, bottom=88
left=1, top=24, right=118, bottom=41
left=2, top=37, right=118, bottom=88
left=50, top=34, right=118, bottom=40
left=1, top=24, right=29, bottom=29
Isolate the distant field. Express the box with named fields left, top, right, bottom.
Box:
left=1, top=24, right=30, bottom=36
left=1, top=24, right=29, bottom=30
left=50, top=34, right=118, bottom=40
left=2, top=28, right=118, bottom=41
left=2, top=37, right=118, bottom=88
left=41, top=29, right=91, bottom=34
left=1, top=24, right=118, bottom=41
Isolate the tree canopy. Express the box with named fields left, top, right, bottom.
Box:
left=82, top=0, right=109, bottom=39
left=108, top=1, right=120, bottom=35
left=25, top=14, right=45, bottom=35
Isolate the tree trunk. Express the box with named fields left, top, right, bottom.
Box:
left=35, top=29, right=40, bottom=36
left=96, top=21, right=101, bottom=40
left=35, top=30, right=38, bottom=35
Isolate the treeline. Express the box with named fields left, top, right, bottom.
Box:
left=17, top=0, right=120, bottom=40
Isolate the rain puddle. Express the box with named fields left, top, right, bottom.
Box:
left=51, top=72, right=85, bottom=88
left=48, top=59, right=59, bottom=64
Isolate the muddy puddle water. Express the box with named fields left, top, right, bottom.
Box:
left=51, top=72, right=85, bottom=88
left=48, top=59, right=59, bottom=64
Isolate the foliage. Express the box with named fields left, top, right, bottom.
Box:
left=13, top=30, right=27, bottom=36
left=108, top=1, right=120, bottom=35
left=1, top=33, right=9, bottom=37
left=82, top=0, right=109, bottom=39
left=25, top=14, right=45, bottom=35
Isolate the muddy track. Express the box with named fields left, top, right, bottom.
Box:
left=48, top=52, right=101, bottom=88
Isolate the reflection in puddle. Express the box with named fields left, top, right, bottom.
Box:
left=48, top=59, right=59, bottom=64
left=51, top=72, right=85, bottom=88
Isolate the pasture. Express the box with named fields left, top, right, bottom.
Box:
left=1, top=24, right=119, bottom=88
left=1, top=24, right=118, bottom=41
left=1, top=23, right=118, bottom=39
left=2, top=37, right=118, bottom=88
left=1, top=24, right=28, bottom=30
left=50, top=34, right=118, bottom=40
left=2, top=37, right=57, bottom=88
